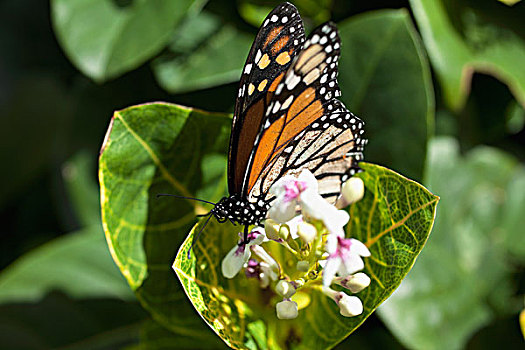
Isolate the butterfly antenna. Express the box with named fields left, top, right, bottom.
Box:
left=156, top=193, right=216, bottom=206
left=187, top=213, right=213, bottom=259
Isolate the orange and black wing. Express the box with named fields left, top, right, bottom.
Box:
left=242, top=22, right=366, bottom=203
left=228, top=2, right=305, bottom=195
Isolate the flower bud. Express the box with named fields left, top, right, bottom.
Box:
left=341, top=177, right=364, bottom=205
left=276, top=300, right=299, bottom=319
left=338, top=272, right=370, bottom=293
left=279, top=224, right=290, bottom=240
left=275, top=280, right=296, bottom=298
left=296, top=260, right=309, bottom=272
left=336, top=293, right=363, bottom=317
left=264, top=219, right=280, bottom=240
left=297, top=222, right=317, bottom=244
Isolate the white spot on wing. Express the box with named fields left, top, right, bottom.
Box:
left=281, top=95, right=294, bottom=110
left=255, top=50, right=262, bottom=64
left=244, top=63, right=252, bottom=74
left=285, top=72, right=300, bottom=90
left=272, top=101, right=281, bottom=113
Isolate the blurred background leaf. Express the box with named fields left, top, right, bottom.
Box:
left=0, top=226, right=134, bottom=304
left=410, top=0, right=525, bottom=111
left=153, top=11, right=253, bottom=94
left=378, top=137, right=525, bottom=349
left=338, top=9, right=434, bottom=182
left=51, top=0, right=206, bottom=82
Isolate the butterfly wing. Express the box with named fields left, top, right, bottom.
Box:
left=228, top=2, right=305, bottom=195
left=242, top=22, right=366, bottom=203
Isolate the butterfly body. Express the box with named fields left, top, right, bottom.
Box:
left=212, top=195, right=269, bottom=226
left=209, top=2, right=366, bottom=237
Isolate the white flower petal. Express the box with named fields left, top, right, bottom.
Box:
left=297, top=222, right=317, bottom=243
left=324, top=209, right=349, bottom=235
left=251, top=245, right=278, bottom=272
left=298, top=169, right=318, bottom=193
left=341, top=253, right=364, bottom=276
left=268, top=197, right=297, bottom=223
left=325, top=233, right=339, bottom=254
left=322, top=256, right=341, bottom=287
left=299, top=190, right=330, bottom=220
left=350, top=238, right=371, bottom=257
left=285, top=215, right=303, bottom=239
left=269, top=175, right=297, bottom=196
left=221, top=245, right=250, bottom=279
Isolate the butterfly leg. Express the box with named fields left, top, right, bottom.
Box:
left=243, top=225, right=249, bottom=245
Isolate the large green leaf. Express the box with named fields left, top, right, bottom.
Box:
left=410, top=0, right=525, bottom=111
left=99, top=103, right=231, bottom=333
left=338, top=9, right=434, bottom=182
left=153, top=11, right=252, bottom=94
left=378, top=137, right=525, bottom=349
left=174, top=163, right=438, bottom=349
left=50, top=0, right=201, bottom=82
left=0, top=226, right=133, bottom=304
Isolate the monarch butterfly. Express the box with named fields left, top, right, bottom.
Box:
left=184, top=2, right=366, bottom=243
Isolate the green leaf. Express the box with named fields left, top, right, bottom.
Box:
left=338, top=9, right=434, bottom=182
left=0, top=226, right=133, bottom=304
left=99, top=102, right=231, bottom=332
left=62, top=151, right=101, bottom=227
left=378, top=137, right=525, bottom=350
left=410, top=0, right=525, bottom=111
left=50, top=0, right=201, bottom=82
left=153, top=12, right=253, bottom=94
left=174, top=163, right=438, bottom=349
left=0, top=292, right=147, bottom=349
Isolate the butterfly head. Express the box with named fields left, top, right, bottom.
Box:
left=211, top=197, right=230, bottom=223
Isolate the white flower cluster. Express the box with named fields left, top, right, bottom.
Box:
left=221, top=170, right=370, bottom=320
